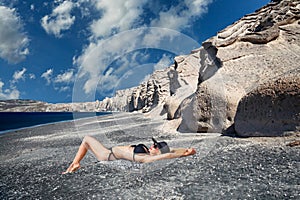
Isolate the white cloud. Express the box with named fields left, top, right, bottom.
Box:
left=54, top=69, right=74, bottom=83
left=41, top=68, right=75, bottom=93
left=150, top=0, right=212, bottom=30
left=12, top=68, right=27, bottom=82
left=98, top=68, right=119, bottom=93
left=29, top=73, right=36, bottom=79
left=0, top=6, right=30, bottom=64
left=41, top=1, right=76, bottom=37
left=0, top=67, right=35, bottom=100
left=0, top=80, right=20, bottom=100
left=90, top=0, right=147, bottom=38
left=10, top=68, right=36, bottom=84
left=55, top=86, right=70, bottom=92
left=41, top=68, right=53, bottom=85
left=74, top=33, right=143, bottom=94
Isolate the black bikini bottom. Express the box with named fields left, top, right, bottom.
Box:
left=108, top=147, right=118, bottom=161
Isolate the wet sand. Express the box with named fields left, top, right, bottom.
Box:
left=0, top=112, right=299, bottom=199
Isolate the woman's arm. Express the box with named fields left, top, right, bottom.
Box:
left=139, top=148, right=196, bottom=163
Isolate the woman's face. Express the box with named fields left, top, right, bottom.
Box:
left=149, top=145, right=160, bottom=156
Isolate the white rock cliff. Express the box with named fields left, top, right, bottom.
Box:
left=178, top=0, right=300, bottom=136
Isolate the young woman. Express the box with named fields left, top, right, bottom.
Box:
left=63, top=136, right=196, bottom=174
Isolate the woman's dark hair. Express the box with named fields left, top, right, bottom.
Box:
left=152, top=138, right=170, bottom=154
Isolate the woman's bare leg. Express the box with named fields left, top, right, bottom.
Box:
left=63, top=136, right=111, bottom=174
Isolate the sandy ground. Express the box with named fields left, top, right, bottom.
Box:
left=0, top=112, right=299, bottom=199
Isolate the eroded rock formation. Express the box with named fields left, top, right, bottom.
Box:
left=178, top=0, right=300, bottom=136
left=235, top=69, right=300, bottom=136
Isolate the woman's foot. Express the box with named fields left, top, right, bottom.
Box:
left=62, top=163, right=80, bottom=174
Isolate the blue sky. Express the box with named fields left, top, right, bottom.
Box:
left=0, top=0, right=270, bottom=103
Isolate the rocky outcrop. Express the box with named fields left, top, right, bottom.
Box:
left=0, top=100, right=49, bottom=111
left=0, top=99, right=101, bottom=112
left=235, top=69, right=300, bottom=136
left=178, top=0, right=300, bottom=135
left=101, top=50, right=200, bottom=115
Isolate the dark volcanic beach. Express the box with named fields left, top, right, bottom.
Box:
left=0, top=113, right=299, bottom=199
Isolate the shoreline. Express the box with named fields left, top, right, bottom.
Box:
left=0, top=111, right=113, bottom=135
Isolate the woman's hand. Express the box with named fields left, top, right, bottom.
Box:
left=172, top=148, right=196, bottom=157
left=183, top=148, right=196, bottom=156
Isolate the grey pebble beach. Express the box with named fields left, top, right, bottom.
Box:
left=0, top=113, right=299, bottom=199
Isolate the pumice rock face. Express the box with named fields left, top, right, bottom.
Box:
left=178, top=0, right=300, bottom=135
left=234, top=70, right=300, bottom=137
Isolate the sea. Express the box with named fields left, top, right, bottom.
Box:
left=0, top=112, right=112, bottom=134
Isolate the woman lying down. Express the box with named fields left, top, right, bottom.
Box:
left=63, top=136, right=196, bottom=174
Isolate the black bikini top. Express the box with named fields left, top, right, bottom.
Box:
left=131, top=144, right=149, bottom=162
left=131, top=144, right=149, bottom=154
